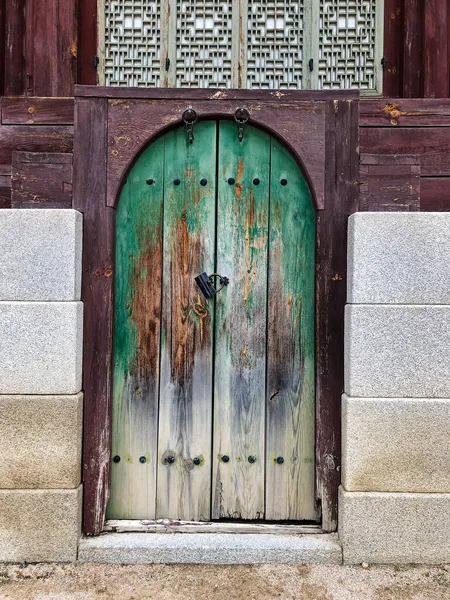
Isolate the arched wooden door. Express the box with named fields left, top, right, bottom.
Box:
left=108, top=120, right=317, bottom=523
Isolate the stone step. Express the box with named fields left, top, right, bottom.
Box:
left=78, top=532, right=342, bottom=565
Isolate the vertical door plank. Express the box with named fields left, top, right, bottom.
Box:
left=213, top=121, right=270, bottom=520
left=108, top=138, right=164, bottom=519
left=157, top=121, right=216, bottom=521
left=266, top=138, right=317, bottom=521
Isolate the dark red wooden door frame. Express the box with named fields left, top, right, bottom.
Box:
left=73, top=86, right=359, bottom=535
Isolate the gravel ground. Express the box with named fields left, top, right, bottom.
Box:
left=0, top=563, right=449, bottom=600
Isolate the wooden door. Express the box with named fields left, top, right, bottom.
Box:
left=108, top=120, right=317, bottom=522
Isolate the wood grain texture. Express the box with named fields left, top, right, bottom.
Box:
left=359, top=98, right=450, bottom=126
left=420, top=177, right=450, bottom=211
left=2, top=97, right=74, bottom=125
left=316, top=100, right=359, bottom=532
left=383, top=0, right=403, bottom=98
left=403, top=0, right=423, bottom=98
left=11, top=151, right=73, bottom=208
left=108, top=137, right=164, bottom=519
left=156, top=121, right=216, bottom=521
left=76, top=86, right=359, bottom=100
left=4, top=0, right=25, bottom=96
left=104, top=519, right=322, bottom=534
left=25, top=0, right=77, bottom=96
left=424, top=0, right=449, bottom=98
left=73, top=97, right=113, bottom=536
left=106, top=99, right=326, bottom=210
left=359, top=153, right=420, bottom=211
left=212, top=121, right=269, bottom=520
left=78, top=0, right=98, bottom=85
left=265, top=137, right=317, bottom=522
left=360, top=127, right=450, bottom=175
left=0, top=124, right=73, bottom=166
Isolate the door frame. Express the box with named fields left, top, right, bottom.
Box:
left=73, top=86, right=359, bottom=535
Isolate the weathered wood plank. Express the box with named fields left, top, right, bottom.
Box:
left=11, top=151, right=73, bottom=208
left=157, top=121, right=216, bottom=521
left=403, top=0, right=423, bottom=98
left=73, top=97, right=112, bottom=536
left=359, top=98, right=450, bottom=127
left=0, top=124, right=73, bottom=166
left=360, top=128, right=450, bottom=176
left=383, top=0, right=403, bottom=98
left=359, top=154, right=420, bottom=212
left=2, top=97, right=74, bottom=125
left=4, top=0, right=25, bottom=96
left=77, top=0, right=98, bottom=85
left=424, top=0, right=449, bottom=98
left=265, top=137, right=317, bottom=521
left=76, top=85, right=358, bottom=100
left=25, top=0, right=76, bottom=96
left=316, top=100, right=359, bottom=532
left=108, top=138, right=164, bottom=519
left=213, top=121, right=269, bottom=520
left=104, top=519, right=322, bottom=535
left=107, top=99, right=325, bottom=210
left=420, top=177, right=450, bottom=211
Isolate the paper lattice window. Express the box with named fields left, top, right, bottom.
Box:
left=318, top=0, right=378, bottom=90
left=101, top=0, right=383, bottom=93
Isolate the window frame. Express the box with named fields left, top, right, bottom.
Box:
left=97, top=0, right=384, bottom=95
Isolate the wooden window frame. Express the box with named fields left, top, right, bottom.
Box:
left=96, top=0, right=384, bottom=94
left=73, top=86, right=359, bottom=535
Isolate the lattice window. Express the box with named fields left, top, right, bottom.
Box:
left=104, top=0, right=162, bottom=87
left=318, top=0, right=379, bottom=90
left=174, top=1, right=234, bottom=88
left=101, top=0, right=384, bottom=93
left=246, top=1, right=305, bottom=89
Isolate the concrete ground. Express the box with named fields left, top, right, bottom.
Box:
left=0, top=563, right=449, bottom=599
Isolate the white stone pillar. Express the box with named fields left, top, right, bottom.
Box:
left=0, top=210, right=83, bottom=562
left=340, top=213, right=450, bottom=564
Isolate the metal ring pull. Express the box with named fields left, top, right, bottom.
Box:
left=234, top=108, right=250, bottom=142
left=183, top=108, right=198, bottom=144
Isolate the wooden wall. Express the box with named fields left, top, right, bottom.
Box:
left=384, top=0, right=450, bottom=98
left=1, top=1, right=450, bottom=97
left=360, top=98, right=450, bottom=212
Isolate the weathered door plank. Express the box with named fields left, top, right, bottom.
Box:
left=266, top=138, right=317, bottom=521
left=212, top=121, right=270, bottom=520
left=108, top=138, right=165, bottom=519
left=157, top=121, right=216, bottom=521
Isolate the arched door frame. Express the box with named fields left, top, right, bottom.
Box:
left=73, top=86, right=359, bottom=536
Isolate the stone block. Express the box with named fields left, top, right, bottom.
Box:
left=0, top=486, right=82, bottom=562
left=0, top=209, right=82, bottom=301
left=79, top=533, right=342, bottom=565
left=0, top=394, right=83, bottom=489
left=342, top=395, right=450, bottom=493
left=345, top=304, right=450, bottom=398
left=339, top=487, right=450, bottom=564
left=348, top=212, right=450, bottom=304
left=0, top=302, right=83, bottom=394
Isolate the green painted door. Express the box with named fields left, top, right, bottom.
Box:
left=108, top=120, right=317, bottom=522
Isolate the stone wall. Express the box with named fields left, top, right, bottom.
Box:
left=0, top=210, right=83, bottom=562
left=340, top=213, right=450, bottom=564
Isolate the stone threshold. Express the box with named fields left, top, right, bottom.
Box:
left=78, top=532, right=342, bottom=565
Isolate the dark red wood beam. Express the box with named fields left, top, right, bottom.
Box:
left=403, top=0, right=424, bottom=97
left=424, top=0, right=449, bottom=98
left=77, top=0, right=97, bottom=85
left=4, top=0, right=25, bottom=96
left=383, top=0, right=404, bottom=97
